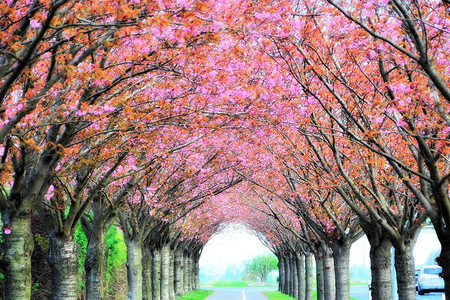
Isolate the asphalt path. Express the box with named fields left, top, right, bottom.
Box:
left=202, top=286, right=445, bottom=300
left=203, top=286, right=277, bottom=300
left=350, top=286, right=445, bottom=300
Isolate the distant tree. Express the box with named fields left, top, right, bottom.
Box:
left=243, top=254, right=278, bottom=282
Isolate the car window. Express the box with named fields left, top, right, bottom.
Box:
left=423, top=267, right=442, bottom=275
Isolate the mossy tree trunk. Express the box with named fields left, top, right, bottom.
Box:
left=142, top=246, right=153, bottom=300
left=3, top=216, right=34, bottom=300
left=48, top=235, right=79, bottom=300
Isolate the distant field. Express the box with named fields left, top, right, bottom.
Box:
left=201, top=280, right=278, bottom=287
left=211, top=281, right=249, bottom=287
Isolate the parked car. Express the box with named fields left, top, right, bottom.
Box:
left=417, top=265, right=444, bottom=295
left=415, top=268, right=420, bottom=291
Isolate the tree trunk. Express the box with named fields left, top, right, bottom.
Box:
left=333, top=241, right=351, bottom=300
left=297, top=253, right=305, bottom=300
left=3, top=216, right=34, bottom=300
left=291, top=253, right=299, bottom=299
left=322, top=246, right=335, bottom=300
left=278, top=255, right=285, bottom=293
left=394, top=243, right=417, bottom=300
left=284, top=254, right=291, bottom=296
left=194, top=252, right=201, bottom=290
left=314, top=251, right=325, bottom=300
left=160, top=244, right=170, bottom=300
left=174, top=248, right=184, bottom=296
left=439, top=241, right=450, bottom=299
left=305, top=252, right=313, bottom=300
left=142, top=246, right=153, bottom=300
left=126, top=241, right=143, bottom=300
left=85, top=224, right=107, bottom=300
left=188, top=252, right=194, bottom=291
left=152, top=247, right=162, bottom=300
left=48, top=235, right=79, bottom=300
left=183, top=251, right=189, bottom=293
left=169, top=248, right=175, bottom=300
left=369, top=238, right=393, bottom=300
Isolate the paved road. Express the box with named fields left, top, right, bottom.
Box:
left=203, top=286, right=445, bottom=300
left=203, top=286, right=277, bottom=300
left=350, top=285, right=445, bottom=300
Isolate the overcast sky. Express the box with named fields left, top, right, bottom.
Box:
left=199, top=224, right=272, bottom=279
left=198, top=224, right=441, bottom=280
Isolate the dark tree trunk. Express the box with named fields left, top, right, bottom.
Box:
left=142, top=246, right=153, bottom=300
left=284, top=254, right=291, bottom=295
left=369, top=238, right=393, bottom=300
left=314, top=250, right=325, bottom=300
left=85, top=223, right=107, bottom=300
left=194, top=251, right=201, bottom=290
left=3, top=216, right=34, bottom=300
left=291, top=253, right=299, bottom=299
left=439, top=242, right=450, bottom=300
left=278, top=255, right=285, bottom=293
left=48, top=235, right=79, bottom=300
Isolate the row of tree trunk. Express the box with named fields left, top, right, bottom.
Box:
left=274, top=238, right=417, bottom=300
left=84, top=235, right=202, bottom=300
left=2, top=214, right=203, bottom=300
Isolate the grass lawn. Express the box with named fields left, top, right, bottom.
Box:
left=176, top=289, right=214, bottom=300
left=263, top=290, right=359, bottom=300
left=262, top=291, right=296, bottom=300
left=211, top=281, right=249, bottom=287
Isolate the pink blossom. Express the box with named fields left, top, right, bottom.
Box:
left=29, top=19, right=40, bottom=29
left=4, top=227, right=11, bottom=235
left=396, top=120, right=407, bottom=127
left=374, top=116, right=384, bottom=124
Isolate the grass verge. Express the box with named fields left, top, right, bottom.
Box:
left=176, top=289, right=214, bottom=300
left=262, top=291, right=295, bottom=300
left=263, top=290, right=359, bottom=300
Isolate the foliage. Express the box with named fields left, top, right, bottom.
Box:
left=74, top=223, right=88, bottom=291
left=242, top=254, right=278, bottom=282
left=176, top=289, right=214, bottom=300
left=105, top=225, right=127, bottom=297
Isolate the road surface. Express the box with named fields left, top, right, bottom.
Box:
left=350, top=285, right=444, bottom=300
left=203, top=286, right=277, bottom=300
left=202, top=285, right=445, bottom=300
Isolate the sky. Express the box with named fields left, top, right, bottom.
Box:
left=198, top=223, right=442, bottom=281
left=199, top=224, right=272, bottom=280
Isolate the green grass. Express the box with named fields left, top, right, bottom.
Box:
left=263, top=290, right=359, bottom=300
left=176, top=289, right=214, bottom=300
left=262, top=291, right=296, bottom=300
left=211, top=281, right=249, bottom=287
